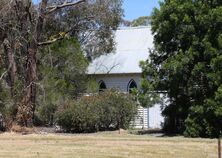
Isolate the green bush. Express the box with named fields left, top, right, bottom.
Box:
left=36, top=104, right=58, bottom=126
left=56, top=90, right=138, bottom=133
left=184, top=96, right=222, bottom=138
left=56, top=100, right=100, bottom=133
left=183, top=106, right=205, bottom=137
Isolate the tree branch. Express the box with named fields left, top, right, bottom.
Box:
left=0, top=70, right=8, bottom=80
left=37, top=36, right=64, bottom=46
left=46, top=0, right=86, bottom=14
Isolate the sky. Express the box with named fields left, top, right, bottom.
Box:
left=123, top=0, right=160, bottom=21
left=33, top=0, right=160, bottom=21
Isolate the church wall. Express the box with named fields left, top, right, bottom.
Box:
left=94, top=73, right=141, bottom=92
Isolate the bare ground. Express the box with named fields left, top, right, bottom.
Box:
left=0, top=131, right=218, bottom=158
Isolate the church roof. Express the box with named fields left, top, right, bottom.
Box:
left=87, top=26, right=154, bottom=75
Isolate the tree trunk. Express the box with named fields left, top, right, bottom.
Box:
left=16, top=41, right=37, bottom=127
left=15, top=0, right=47, bottom=127
left=13, top=0, right=85, bottom=126
left=27, top=42, right=38, bottom=123
left=3, top=39, right=17, bottom=97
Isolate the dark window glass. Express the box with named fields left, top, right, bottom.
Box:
left=99, top=81, right=107, bottom=92
left=128, top=80, right=137, bottom=93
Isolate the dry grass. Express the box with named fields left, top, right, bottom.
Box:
left=0, top=131, right=218, bottom=158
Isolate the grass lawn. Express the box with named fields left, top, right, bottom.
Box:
left=0, top=131, right=218, bottom=158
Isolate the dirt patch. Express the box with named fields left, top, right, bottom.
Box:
left=10, top=125, right=35, bottom=135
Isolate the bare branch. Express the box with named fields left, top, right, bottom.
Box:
left=0, top=70, right=8, bottom=80
left=46, top=0, right=86, bottom=14
left=37, top=36, right=64, bottom=46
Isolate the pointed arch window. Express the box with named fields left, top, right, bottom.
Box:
left=127, top=79, right=137, bottom=93
left=99, top=80, right=107, bottom=92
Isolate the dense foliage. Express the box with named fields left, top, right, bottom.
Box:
left=35, top=38, right=88, bottom=126
left=141, top=0, right=222, bottom=137
left=131, top=16, right=151, bottom=27
left=56, top=90, right=138, bottom=133
left=0, top=0, right=123, bottom=127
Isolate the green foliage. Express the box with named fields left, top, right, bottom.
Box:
left=40, top=38, right=88, bottom=97
left=137, top=78, right=161, bottom=108
left=141, top=0, right=222, bottom=137
left=45, top=0, right=123, bottom=59
left=86, top=78, right=99, bottom=93
left=35, top=38, right=88, bottom=126
left=0, top=80, right=16, bottom=129
left=37, top=103, right=58, bottom=126
left=56, top=89, right=138, bottom=133
left=131, top=16, right=151, bottom=27
left=0, top=0, right=123, bottom=127
left=184, top=86, right=222, bottom=138
left=56, top=101, right=98, bottom=133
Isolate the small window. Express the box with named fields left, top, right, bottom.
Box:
left=127, top=79, right=137, bottom=93
left=99, top=80, right=107, bottom=92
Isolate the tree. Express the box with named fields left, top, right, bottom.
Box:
left=36, top=38, right=88, bottom=125
left=141, top=0, right=222, bottom=137
left=0, top=0, right=123, bottom=126
left=131, top=16, right=151, bottom=27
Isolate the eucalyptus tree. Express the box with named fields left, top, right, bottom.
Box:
left=0, top=0, right=123, bottom=126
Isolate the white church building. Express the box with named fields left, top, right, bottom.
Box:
left=87, top=26, right=164, bottom=129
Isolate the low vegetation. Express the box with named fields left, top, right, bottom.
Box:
left=56, top=90, right=138, bottom=133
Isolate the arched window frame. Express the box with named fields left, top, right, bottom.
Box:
left=127, top=79, right=137, bottom=93
left=98, top=80, right=107, bottom=92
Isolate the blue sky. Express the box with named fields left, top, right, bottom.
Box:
left=33, top=0, right=160, bottom=21
left=123, top=0, right=160, bottom=21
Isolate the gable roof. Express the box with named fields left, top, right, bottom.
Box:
left=87, top=26, right=154, bottom=75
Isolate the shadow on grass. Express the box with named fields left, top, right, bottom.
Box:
left=129, top=129, right=182, bottom=137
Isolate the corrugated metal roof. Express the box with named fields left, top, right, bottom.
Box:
left=87, top=26, right=153, bottom=74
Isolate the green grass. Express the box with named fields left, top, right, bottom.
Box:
left=0, top=131, right=218, bottom=158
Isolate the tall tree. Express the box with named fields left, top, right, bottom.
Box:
left=36, top=38, right=88, bottom=125
left=0, top=0, right=123, bottom=126
left=141, top=0, right=222, bottom=137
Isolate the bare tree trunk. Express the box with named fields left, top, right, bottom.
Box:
left=14, top=0, right=85, bottom=126
left=16, top=45, right=37, bottom=126
left=27, top=42, right=38, bottom=123
left=13, top=0, right=39, bottom=126
left=3, top=39, right=17, bottom=97
left=16, top=0, right=48, bottom=126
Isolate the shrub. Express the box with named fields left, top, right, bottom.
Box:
left=36, top=104, right=58, bottom=126
left=56, top=89, right=138, bottom=133
left=184, top=97, right=222, bottom=138
left=99, top=90, right=138, bottom=130
left=56, top=101, right=99, bottom=133
left=0, top=102, right=17, bottom=131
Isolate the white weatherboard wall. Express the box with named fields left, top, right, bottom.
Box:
left=149, top=104, right=164, bottom=128
left=93, top=74, right=141, bottom=91
left=134, top=106, right=148, bottom=129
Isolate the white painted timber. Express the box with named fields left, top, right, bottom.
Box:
left=93, top=74, right=141, bottom=92
left=148, top=103, right=164, bottom=128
